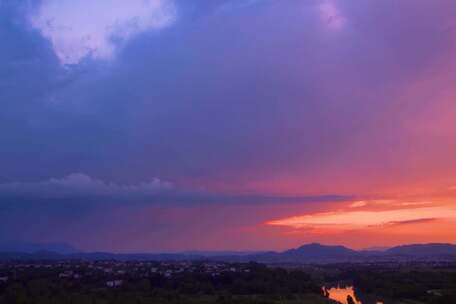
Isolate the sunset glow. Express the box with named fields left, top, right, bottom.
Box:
left=267, top=200, right=456, bottom=229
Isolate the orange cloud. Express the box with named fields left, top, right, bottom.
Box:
left=266, top=200, right=456, bottom=230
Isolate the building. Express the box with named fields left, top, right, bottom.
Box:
left=106, top=280, right=123, bottom=288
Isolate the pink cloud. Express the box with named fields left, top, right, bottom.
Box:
left=318, top=0, right=346, bottom=31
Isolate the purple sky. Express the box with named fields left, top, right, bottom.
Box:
left=1, top=0, right=456, bottom=252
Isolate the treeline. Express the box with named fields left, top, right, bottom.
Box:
left=0, top=263, right=327, bottom=304
left=353, top=267, right=456, bottom=304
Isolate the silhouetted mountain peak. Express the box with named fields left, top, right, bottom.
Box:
left=284, top=243, right=357, bottom=258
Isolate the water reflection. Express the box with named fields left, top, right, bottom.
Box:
left=323, top=286, right=384, bottom=304
left=323, top=286, right=361, bottom=304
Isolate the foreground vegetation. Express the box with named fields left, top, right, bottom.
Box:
left=2, top=260, right=456, bottom=304
left=0, top=262, right=331, bottom=304
left=353, top=266, right=456, bottom=304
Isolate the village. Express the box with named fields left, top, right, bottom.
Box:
left=0, top=260, right=254, bottom=288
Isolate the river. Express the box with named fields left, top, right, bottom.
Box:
left=323, top=285, right=384, bottom=304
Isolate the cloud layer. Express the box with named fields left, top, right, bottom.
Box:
left=0, top=173, right=172, bottom=200
left=0, top=173, right=350, bottom=205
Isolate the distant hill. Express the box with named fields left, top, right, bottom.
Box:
left=362, top=246, right=390, bottom=252
left=237, top=243, right=456, bottom=263
left=248, top=243, right=360, bottom=263
left=1, top=242, right=456, bottom=263
left=181, top=250, right=266, bottom=257
left=386, top=243, right=456, bottom=256
left=0, top=251, right=206, bottom=261
left=0, top=241, right=79, bottom=254
left=285, top=243, right=357, bottom=258
left=277, top=243, right=357, bottom=260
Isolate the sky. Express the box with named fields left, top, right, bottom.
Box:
left=1, top=0, right=456, bottom=252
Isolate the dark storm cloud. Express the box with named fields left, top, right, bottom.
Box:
left=27, top=0, right=456, bottom=188
left=2, top=0, right=454, bottom=186
left=2, top=0, right=456, bottom=183
left=0, top=1, right=124, bottom=183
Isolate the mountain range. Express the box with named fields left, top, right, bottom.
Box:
left=0, top=241, right=80, bottom=254
left=245, top=243, right=456, bottom=263
left=1, top=242, right=456, bottom=263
